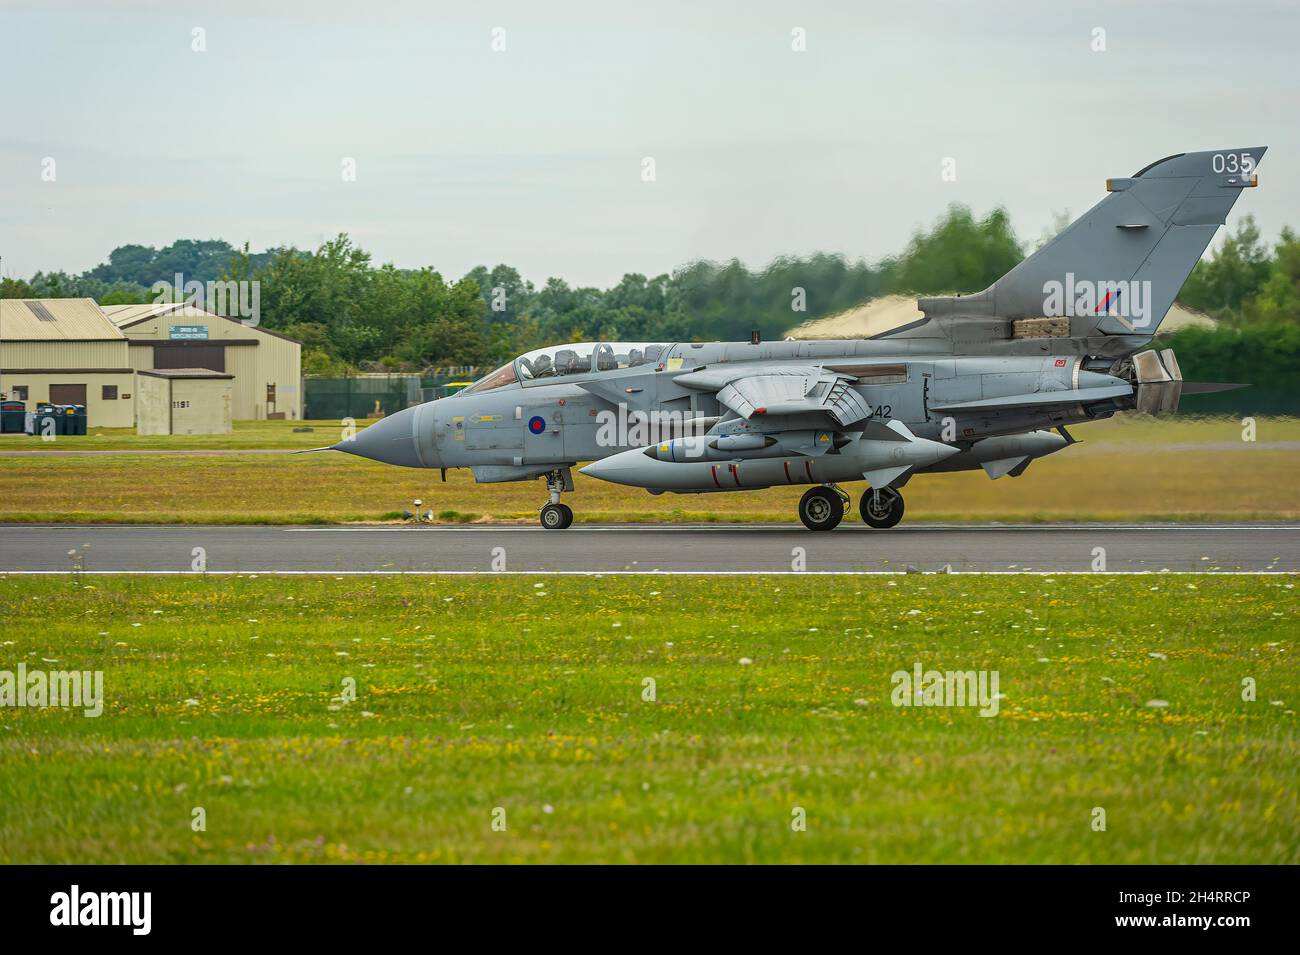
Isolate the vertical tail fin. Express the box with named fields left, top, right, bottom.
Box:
left=902, top=147, right=1266, bottom=353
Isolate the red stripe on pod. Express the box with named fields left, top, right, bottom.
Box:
left=783, top=461, right=793, bottom=484
left=731, top=463, right=742, bottom=487
left=711, top=465, right=721, bottom=488
left=804, top=460, right=814, bottom=482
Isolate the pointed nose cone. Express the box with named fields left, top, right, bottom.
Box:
left=912, top=435, right=962, bottom=467
left=333, top=405, right=431, bottom=468
left=580, top=447, right=655, bottom=487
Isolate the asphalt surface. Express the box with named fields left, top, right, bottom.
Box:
left=0, top=523, right=1295, bottom=573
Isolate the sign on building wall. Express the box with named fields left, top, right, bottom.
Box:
left=169, top=325, right=209, bottom=340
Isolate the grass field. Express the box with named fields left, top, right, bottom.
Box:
left=0, top=574, right=1294, bottom=864
left=1, top=415, right=1297, bottom=524
left=0, top=418, right=335, bottom=452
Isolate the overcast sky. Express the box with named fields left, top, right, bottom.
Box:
left=1, top=0, right=1296, bottom=287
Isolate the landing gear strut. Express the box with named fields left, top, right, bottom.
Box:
left=539, top=468, right=574, bottom=530
left=799, top=484, right=848, bottom=531
left=860, top=486, right=905, bottom=528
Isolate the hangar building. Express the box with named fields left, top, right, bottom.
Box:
left=0, top=298, right=136, bottom=428
left=1, top=299, right=301, bottom=429
left=102, top=302, right=301, bottom=420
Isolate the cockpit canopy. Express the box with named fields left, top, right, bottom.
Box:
left=462, top=342, right=669, bottom=393
left=517, top=342, right=668, bottom=380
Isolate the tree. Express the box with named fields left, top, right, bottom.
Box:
left=882, top=205, right=1023, bottom=296
left=1250, top=228, right=1300, bottom=323
left=1178, top=216, right=1272, bottom=319
left=0, top=277, right=33, bottom=299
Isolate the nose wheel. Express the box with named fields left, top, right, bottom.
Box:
left=798, top=485, right=847, bottom=531
left=539, top=468, right=575, bottom=530
left=860, top=486, right=904, bottom=528
left=540, top=502, right=573, bottom=530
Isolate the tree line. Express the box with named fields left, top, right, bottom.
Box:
left=0, top=206, right=1023, bottom=375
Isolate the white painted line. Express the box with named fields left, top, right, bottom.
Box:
left=279, top=524, right=1300, bottom=533
left=1, top=570, right=1294, bottom=577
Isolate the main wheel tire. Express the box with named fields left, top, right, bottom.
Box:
left=540, top=502, right=570, bottom=530
left=798, top=486, right=844, bottom=531
left=860, top=487, right=904, bottom=529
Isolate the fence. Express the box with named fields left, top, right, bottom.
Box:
left=303, top=376, right=423, bottom=420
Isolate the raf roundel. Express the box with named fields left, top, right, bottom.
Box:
left=528, top=415, right=547, bottom=435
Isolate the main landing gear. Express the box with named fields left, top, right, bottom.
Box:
left=539, top=468, right=575, bottom=530
left=798, top=485, right=850, bottom=531
left=797, top=484, right=906, bottom=531
left=860, top=486, right=905, bottom=529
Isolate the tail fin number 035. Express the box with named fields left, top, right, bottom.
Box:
left=1212, top=152, right=1254, bottom=175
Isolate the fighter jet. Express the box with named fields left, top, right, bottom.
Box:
left=328, top=147, right=1263, bottom=530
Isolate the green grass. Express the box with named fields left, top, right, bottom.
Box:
left=1, top=415, right=1298, bottom=525
left=0, top=574, right=1294, bottom=863
left=0, top=418, right=340, bottom=452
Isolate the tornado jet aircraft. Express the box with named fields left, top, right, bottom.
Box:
left=329, top=147, right=1264, bottom=530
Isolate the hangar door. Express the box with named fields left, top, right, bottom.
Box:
left=153, top=343, right=225, bottom=372
left=48, top=383, right=87, bottom=405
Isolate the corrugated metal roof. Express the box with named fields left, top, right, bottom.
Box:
left=0, top=299, right=126, bottom=341
left=101, top=301, right=207, bottom=325
left=103, top=301, right=300, bottom=344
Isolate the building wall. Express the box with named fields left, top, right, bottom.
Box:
left=134, top=373, right=171, bottom=435
left=0, top=371, right=136, bottom=428
left=0, top=339, right=130, bottom=369
left=136, top=375, right=234, bottom=435
left=122, top=318, right=301, bottom=420
left=224, top=339, right=300, bottom=420
left=171, top=378, right=233, bottom=435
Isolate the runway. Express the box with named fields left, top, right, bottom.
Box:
left=0, top=523, right=1295, bottom=573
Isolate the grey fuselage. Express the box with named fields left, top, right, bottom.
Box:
left=340, top=339, right=1130, bottom=489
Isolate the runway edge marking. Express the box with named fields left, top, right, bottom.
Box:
left=0, top=570, right=1295, bottom=577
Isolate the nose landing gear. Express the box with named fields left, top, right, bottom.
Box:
left=860, top=486, right=905, bottom=528
left=539, top=468, right=575, bottom=530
